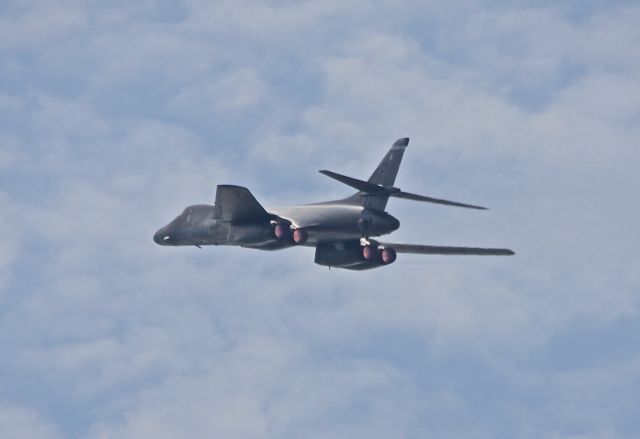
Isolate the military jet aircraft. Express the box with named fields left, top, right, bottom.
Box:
left=153, top=138, right=514, bottom=270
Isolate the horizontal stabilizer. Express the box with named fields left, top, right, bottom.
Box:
left=320, top=170, right=487, bottom=210
left=391, top=191, right=487, bottom=210
left=213, top=185, right=269, bottom=222
left=319, top=170, right=392, bottom=194
left=380, top=243, right=515, bottom=256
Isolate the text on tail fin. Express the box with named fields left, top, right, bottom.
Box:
left=367, top=138, right=409, bottom=187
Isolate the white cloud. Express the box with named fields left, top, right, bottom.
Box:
left=169, top=69, right=268, bottom=115
left=0, top=195, right=20, bottom=293
left=1, top=0, right=639, bottom=437
left=89, top=340, right=426, bottom=439
left=0, top=404, right=61, bottom=439
left=0, top=1, right=87, bottom=50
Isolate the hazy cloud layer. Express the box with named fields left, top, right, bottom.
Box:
left=1, top=1, right=639, bottom=438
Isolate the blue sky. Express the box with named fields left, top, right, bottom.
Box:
left=1, top=1, right=639, bottom=437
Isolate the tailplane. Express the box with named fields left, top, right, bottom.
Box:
left=340, top=137, right=409, bottom=210
left=320, top=137, right=487, bottom=211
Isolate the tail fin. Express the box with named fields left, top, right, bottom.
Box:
left=367, top=137, right=409, bottom=187
left=332, top=138, right=408, bottom=210
left=321, top=137, right=488, bottom=211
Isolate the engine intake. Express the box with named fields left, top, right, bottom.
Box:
left=229, top=223, right=275, bottom=245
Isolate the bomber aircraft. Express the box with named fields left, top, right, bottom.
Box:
left=153, top=138, right=514, bottom=270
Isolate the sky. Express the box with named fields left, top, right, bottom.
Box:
left=1, top=0, right=639, bottom=437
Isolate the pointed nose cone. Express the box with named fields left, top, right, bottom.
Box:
left=153, top=229, right=167, bottom=245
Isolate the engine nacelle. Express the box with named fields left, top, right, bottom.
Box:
left=315, top=242, right=395, bottom=270
left=380, top=247, right=397, bottom=264
left=228, top=223, right=275, bottom=245
left=274, top=222, right=308, bottom=245
left=362, top=244, right=379, bottom=260
left=315, top=242, right=366, bottom=268
left=362, top=244, right=396, bottom=265
left=293, top=228, right=308, bottom=244
left=274, top=223, right=292, bottom=240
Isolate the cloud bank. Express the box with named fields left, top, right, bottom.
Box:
left=1, top=0, right=639, bottom=437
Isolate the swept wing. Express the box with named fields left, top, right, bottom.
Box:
left=380, top=242, right=514, bottom=256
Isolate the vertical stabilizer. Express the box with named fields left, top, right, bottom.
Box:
left=367, top=137, right=409, bottom=187
left=340, top=138, right=409, bottom=211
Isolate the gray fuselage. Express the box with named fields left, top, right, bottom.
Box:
left=152, top=137, right=514, bottom=270
left=153, top=200, right=400, bottom=249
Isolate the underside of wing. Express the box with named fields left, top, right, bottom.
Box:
left=380, top=243, right=515, bottom=256
left=213, top=185, right=270, bottom=222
